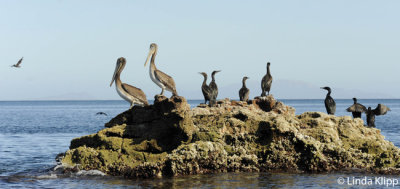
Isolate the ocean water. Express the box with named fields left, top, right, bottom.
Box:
left=0, top=99, right=399, bottom=188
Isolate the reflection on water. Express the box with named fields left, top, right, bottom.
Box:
left=4, top=172, right=399, bottom=188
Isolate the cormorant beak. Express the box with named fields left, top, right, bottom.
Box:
left=110, top=62, right=120, bottom=87
left=144, top=47, right=155, bottom=67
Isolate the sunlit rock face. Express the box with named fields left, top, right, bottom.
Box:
left=59, top=95, right=400, bottom=178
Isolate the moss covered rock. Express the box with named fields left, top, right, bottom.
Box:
left=59, top=95, right=400, bottom=178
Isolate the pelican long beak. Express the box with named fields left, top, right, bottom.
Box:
left=110, top=63, right=119, bottom=87
left=144, top=48, right=154, bottom=67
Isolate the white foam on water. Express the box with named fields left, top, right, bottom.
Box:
left=36, top=174, right=57, bottom=179
left=76, top=170, right=106, bottom=176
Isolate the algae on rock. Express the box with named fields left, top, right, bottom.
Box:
left=60, top=95, right=400, bottom=178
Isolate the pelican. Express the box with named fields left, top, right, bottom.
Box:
left=144, top=43, right=178, bottom=97
left=366, top=104, right=391, bottom=127
left=209, top=70, right=221, bottom=104
left=199, top=72, right=212, bottom=105
left=239, top=76, right=250, bottom=101
left=321, top=86, right=336, bottom=115
left=111, top=57, right=149, bottom=108
left=11, top=57, right=23, bottom=68
left=346, top=97, right=367, bottom=118
left=261, top=62, right=272, bottom=96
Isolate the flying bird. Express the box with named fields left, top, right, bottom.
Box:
left=111, top=57, right=149, bottom=108
left=261, top=62, right=273, bottom=96
left=346, top=97, right=367, bottom=118
left=144, top=43, right=178, bottom=97
left=11, top=57, right=23, bottom=68
left=96, top=112, right=108, bottom=116
left=239, top=76, right=250, bottom=101
left=321, top=86, right=336, bottom=115
left=366, top=104, right=391, bottom=127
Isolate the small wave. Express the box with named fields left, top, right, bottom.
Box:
left=36, top=174, right=57, bottom=179
left=76, top=170, right=106, bottom=177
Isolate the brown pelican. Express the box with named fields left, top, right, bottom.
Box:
left=11, top=57, right=23, bottom=68
left=261, top=62, right=272, bottom=96
left=321, top=87, right=336, bottom=115
left=144, top=43, right=178, bottom=97
left=366, top=104, right=391, bottom=127
left=111, top=57, right=149, bottom=108
left=199, top=72, right=212, bottom=105
left=209, top=70, right=221, bottom=104
left=239, top=76, right=250, bottom=101
left=346, top=97, right=367, bottom=118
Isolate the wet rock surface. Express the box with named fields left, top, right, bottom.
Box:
left=59, top=95, right=400, bottom=178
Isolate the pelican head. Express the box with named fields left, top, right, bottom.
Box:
left=144, top=43, right=158, bottom=67
left=110, top=57, right=126, bottom=87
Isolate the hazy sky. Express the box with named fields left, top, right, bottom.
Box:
left=1, top=0, right=399, bottom=100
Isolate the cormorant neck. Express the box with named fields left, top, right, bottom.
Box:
left=242, top=79, right=247, bottom=88
left=211, top=74, right=216, bottom=82
left=267, top=65, right=270, bottom=75
left=327, top=90, right=331, bottom=96
left=354, top=99, right=357, bottom=104
left=202, top=75, right=207, bottom=86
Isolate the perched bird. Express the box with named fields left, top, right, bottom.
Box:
left=321, top=86, right=336, bottom=115
left=239, top=76, right=250, bottom=101
left=144, top=43, right=178, bottom=97
left=111, top=57, right=149, bottom=108
left=96, top=112, right=108, bottom=116
left=366, top=104, right=391, bottom=127
left=346, top=97, right=367, bottom=118
left=209, top=70, right=221, bottom=106
left=11, top=57, right=23, bottom=68
left=261, top=62, right=273, bottom=96
left=199, top=72, right=212, bottom=105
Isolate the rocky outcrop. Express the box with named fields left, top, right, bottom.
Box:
left=59, top=95, right=400, bottom=178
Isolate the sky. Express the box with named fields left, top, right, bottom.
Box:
left=0, top=0, right=399, bottom=100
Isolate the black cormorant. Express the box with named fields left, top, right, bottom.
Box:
left=239, top=76, right=250, bottom=101
left=346, top=97, right=367, bottom=118
left=261, top=62, right=272, bottom=96
left=199, top=72, right=212, bottom=105
left=321, top=86, right=336, bottom=115
left=209, top=70, right=221, bottom=106
left=366, top=104, right=391, bottom=127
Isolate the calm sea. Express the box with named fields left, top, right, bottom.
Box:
left=0, top=99, right=399, bottom=188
